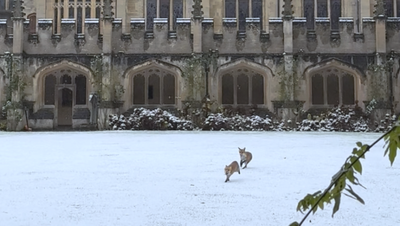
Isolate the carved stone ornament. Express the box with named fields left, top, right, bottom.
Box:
left=192, top=0, right=204, bottom=20
left=282, top=0, right=294, bottom=19
left=374, top=0, right=386, bottom=18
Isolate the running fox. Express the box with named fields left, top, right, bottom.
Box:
left=224, top=161, right=240, bottom=182
left=239, top=147, right=252, bottom=169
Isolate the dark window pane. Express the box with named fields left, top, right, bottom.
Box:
left=85, top=6, right=91, bottom=18
left=304, top=0, right=315, bottom=30
left=146, top=0, right=157, bottom=30
left=252, top=74, right=264, bottom=105
left=397, top=0, right=400, bottom=17
left=312, top=74, right=324, bottom=105
left=386, top=0, right=394, bottom=17
left=148, top=74, right=160, bottom=104
left=252, top=0, right=262, bottom=18
left=330, top=0, right=341, bottom=30
left=173, top=0, right=183, bottom=30
left=77, top=6, right=83, bottom=33
left=237, top=74, right=249, bottom=104
left=45, top=75, right=56, bottom=105
left=163, top=74, right=175, bottom=104
left=160, top=0, right=170, bottom=18
left=225, top=0, right=236, bottom=18
left=222, top=74, right=234, bottom=104
left=342, top=74, right=355, bottom=105
left=327, top=74, right=339, bottom=105
left=61, top=74, right=72, bottom=84
left=0, top=0, right=5, bottom=10
left=317, top=0, right=328, bottom=17
left=238, top=0, right=249, bottom=31
left=75, top=75, right=86, bottom=105
left=69, top=3, right=74, bottom=19
left=54, top=8, right=58, bottom=33
left=133, top=74, right=145, bottom=104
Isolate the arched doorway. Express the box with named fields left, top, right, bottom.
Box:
left=42, top=70, right=88, bottom=128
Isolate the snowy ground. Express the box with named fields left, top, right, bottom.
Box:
left=1, top=131, right=399, bottom=226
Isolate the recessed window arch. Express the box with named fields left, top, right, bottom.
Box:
left=310, top=68, right=355, bottom=106
left=221, top=67, right=265, bottom=106
left=131, top=67, right=177, bottom=106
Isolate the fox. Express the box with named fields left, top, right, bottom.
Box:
left=239, top=147, right=252, bottom=169
left=224, top=161, right=240, bottom=182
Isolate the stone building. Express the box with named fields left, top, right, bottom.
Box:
left=0, top=0, right=399, bottom=130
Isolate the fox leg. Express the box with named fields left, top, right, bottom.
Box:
left=243, top=162, right=247, bottom=169
left=225, top=176, right=230, bottom=182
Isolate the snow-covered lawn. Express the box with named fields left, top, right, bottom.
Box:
left=1, top=131, right=399, bottom=226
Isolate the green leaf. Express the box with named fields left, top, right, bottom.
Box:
left=345, top=168, right=355, bottom=184
left=344, top=185, right=365, bottom=205
left=289, top=222, right=300, bottom=226
left=351, top=157, right=363, bottom=175
left=332, top=193, right=341, bottom=217
left=318, top=200, right=324, bottom=210
left=356, top=142, right=362, bottom=147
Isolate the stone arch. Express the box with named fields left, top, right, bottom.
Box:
left=215, top=58, right=273, bottom=109
left=302, top=58, right=365, bottom=109
left=33, top=60, right=94, bottom=109
left=123, top=59, right=182, bottom=109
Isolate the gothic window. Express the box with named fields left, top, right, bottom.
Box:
left=146, top=0, right=183, bottom=31
left=44, top=71, right=88, bottom=106
left=54, top=0, right=103, bottom=34
left=330, top=0, right=341, bottom=31
left=221, top=68, right=265, bottom=106
left=28, top=13, right=37, bottom=34
left=304, top=0, right=315, bottom=30
left=311, top=69, right=355, bottom=106
left=132, top=68, right=177, bottom=106
left=225, top=0, right=262, bottom=30
left=317, top=0, right=328, bottom=17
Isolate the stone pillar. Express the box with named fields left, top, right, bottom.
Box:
left=192, top=0, right=203, bottom=53
left=279, top=0, right=299, bottom=123
left=210, top=0, right=223, bottom=38
left=369, top=0, right=391, bottom=121
left=97, top=0, right=117, bottom=130
left=7, top=0, right=25, bottom=131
